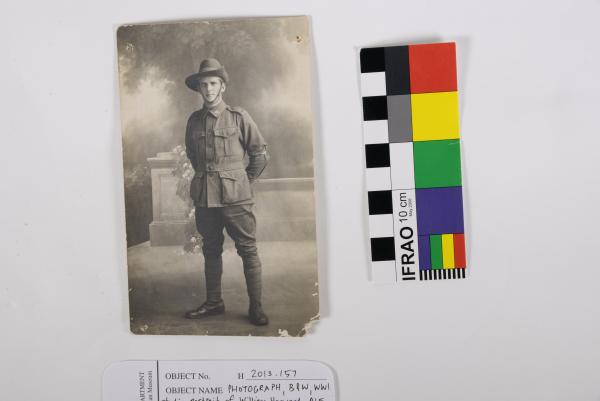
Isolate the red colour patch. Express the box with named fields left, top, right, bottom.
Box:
left=453, top=233, right=466, bottom=268
left=408, top=42, right=457, bottom=94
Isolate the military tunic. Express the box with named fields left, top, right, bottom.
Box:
left=185, top=101, right=268, bottom=207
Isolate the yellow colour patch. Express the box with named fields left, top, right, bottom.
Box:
left=441, top=234, right=455, bottom=269
left=411, top=91, right=460, bottom=141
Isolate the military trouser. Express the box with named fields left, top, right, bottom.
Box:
left=194, top=204, right=262, bottom=307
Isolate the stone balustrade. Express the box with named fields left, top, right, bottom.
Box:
left=147, top=152, right=316, bottom=246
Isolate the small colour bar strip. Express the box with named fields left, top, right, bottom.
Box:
left=429, top=234, right=443, bottom=270
left=453, top=233, right=466, bottom=268
left=441, top=233, right=455, bottom=269
left=418, top=236, right=431, bottom=270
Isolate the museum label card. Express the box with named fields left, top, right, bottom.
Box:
left=103, top=360, right=336, bottom=401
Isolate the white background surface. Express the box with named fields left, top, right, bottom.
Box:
left=1, top=1, right=599, bottom=400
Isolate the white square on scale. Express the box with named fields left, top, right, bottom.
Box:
left=366, top=167, right=392, bottom=191
left=360, top=72, right=387, bottom=97
left=390, top=142, right=415, bottom=190
left=371, top=260, right=397, bottom=283
left=363, top=120, right=389, bottom=144
left=368, top=214, right=394, bottom=238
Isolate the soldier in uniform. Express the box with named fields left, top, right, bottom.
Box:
left=183, top=58, right=269, bottom=326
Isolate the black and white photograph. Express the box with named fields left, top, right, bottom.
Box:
left=116, top=16, right=319, bottom=336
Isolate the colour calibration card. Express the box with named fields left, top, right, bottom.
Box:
left=360, top=42, right=467, bottom=284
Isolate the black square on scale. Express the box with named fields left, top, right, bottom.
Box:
left=384, top=46, right=411, bottom=95
left=365, top=143, right=390, bottom=168
left=370, top=237, right=396, bottom=261
left=360, top=47, right=385, bottom=73
left=368, top=190, right=393, bottom=215
left=362, top=96, right=388, bottom=121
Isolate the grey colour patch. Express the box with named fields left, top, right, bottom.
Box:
left=387, top=95, right=413, bottom=143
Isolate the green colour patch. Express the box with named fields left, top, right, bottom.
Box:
left=429, top=234, right=443, bottom=269
left=413, top=139, right=462, bottom=188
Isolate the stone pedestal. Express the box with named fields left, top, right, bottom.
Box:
left=147, top=152, right=189, bottom=246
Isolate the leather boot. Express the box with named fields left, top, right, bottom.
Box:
left=244, top=260, right=268, bottom=325
left=248, top=301, right=269, bottom=326
left=204, top=256, right=223, bottom=305
left=185, top=300, right=225, bottom=319
left=184, top=256, right=224, bottom=319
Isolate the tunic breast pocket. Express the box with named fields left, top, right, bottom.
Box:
left=213, top=126, right=240, bottom=156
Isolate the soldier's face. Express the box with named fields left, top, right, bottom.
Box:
left=199, top=76, right=225, bottom=105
